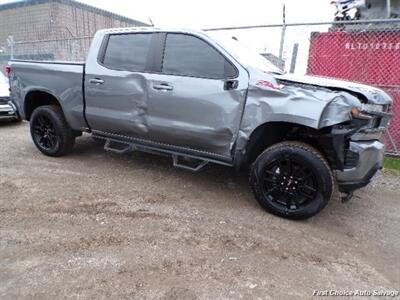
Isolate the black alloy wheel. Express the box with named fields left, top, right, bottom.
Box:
left=32, top=114, right=60, bottom=151
left=30, top=105, right=76, bottom=157
left=250, top=142, right=334, bottom=220
left=261, top=156, right=319, bottom=211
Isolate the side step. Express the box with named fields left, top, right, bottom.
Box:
left=94, top=135, right=213, bottom=172
left=172, top=155, right=209, bottom=172
left=104, top=139, right=134, bottom=154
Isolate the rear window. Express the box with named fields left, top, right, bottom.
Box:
left=103, top=33, right=152, bottom=72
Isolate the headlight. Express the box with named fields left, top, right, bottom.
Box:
left=351, top=107, right=361, bottom=117
left=351, top=107, right=372, bottom=120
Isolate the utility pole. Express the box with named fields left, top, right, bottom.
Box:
left=289, top=43, right=299, bottom=74
left=278, top=4, right=286, bottom=66
left=387, top=0, right=392, bottom=18
left=6, top=36, right=15, bottom=60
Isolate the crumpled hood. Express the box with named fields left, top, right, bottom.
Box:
left=240, top=67, right=363, bottom=132
left=276, top=74, right=392, bottom=106
left=236, top=68, right=391, bottom=152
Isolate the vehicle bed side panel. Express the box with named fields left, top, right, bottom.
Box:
left=9, top=61, right=86, bottom=130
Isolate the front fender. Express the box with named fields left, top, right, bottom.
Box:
left=237, top=82, right=360, bottom=151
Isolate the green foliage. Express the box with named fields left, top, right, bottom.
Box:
left=384, top=156, right=400, bottom=171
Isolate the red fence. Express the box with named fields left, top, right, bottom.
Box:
left=308, top=30, right=400, bottom=154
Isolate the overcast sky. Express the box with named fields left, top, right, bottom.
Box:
left=0, top=0, right=335, bottom=28
left=76, top=0, right=335, bottom=28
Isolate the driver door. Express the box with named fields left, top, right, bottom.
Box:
left=145, top=32, right=249, bottom=159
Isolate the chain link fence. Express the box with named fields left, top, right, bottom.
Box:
left=1, top=36, right=92, bottom=63
left=1, top=20, right=400, bottom=155
left=209, top=19, right=400, bottom=156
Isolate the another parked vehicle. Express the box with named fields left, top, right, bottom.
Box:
left=7, top=27, right=393, bottom=219
left=0, top=71, right=19, bottom=121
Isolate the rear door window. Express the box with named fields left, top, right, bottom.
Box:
left=162, top=33, right=237, bottom=79
left=103, top=33, right=152, bottom=72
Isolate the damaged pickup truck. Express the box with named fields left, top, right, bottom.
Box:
left=7, top=27, right=392, bottom=219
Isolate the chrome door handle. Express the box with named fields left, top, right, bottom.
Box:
left=153, top=83, right=173, bottom=91
left=89, top=78, right=105, bottom=85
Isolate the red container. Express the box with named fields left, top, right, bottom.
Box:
left=308, top=30, right=400, bottom=152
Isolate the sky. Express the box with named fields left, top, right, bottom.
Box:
left=76, top=0, right=335, bottom=28
left=0, top=0, right=335, bottom=28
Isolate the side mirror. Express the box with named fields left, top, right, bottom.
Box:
left=224, top=80, right=239, bottom=91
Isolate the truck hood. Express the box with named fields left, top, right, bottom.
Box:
left=276, top=74, right=392, bottom=106
left=241, top=67, right=366, bottom=131
left=236, top=69, right=392, bottom=153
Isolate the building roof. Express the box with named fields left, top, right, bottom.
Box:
left=0, top=0, right=149, bottom=26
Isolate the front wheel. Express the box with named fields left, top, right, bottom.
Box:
left=250, top=142, right=334, bottom=220
left=30, top=105, right=75, bottom=157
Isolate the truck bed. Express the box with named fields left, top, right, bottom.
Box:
left=9, top=60, right=87, bottom=130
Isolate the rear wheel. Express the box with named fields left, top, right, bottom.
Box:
left=250, top=142, right=334, bottom=220
left=30, top=105, right=75, bottom=157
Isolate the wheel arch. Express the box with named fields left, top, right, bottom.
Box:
left=240, top=121, right=335, bottom=168
left=24, top=90, right=63, bottom=121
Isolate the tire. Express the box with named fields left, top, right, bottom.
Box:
left=250, top=142, right=334, bottom=220
left=30, top=105, right=75, bottom=157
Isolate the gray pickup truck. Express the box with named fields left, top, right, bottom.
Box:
left=8, top=27, right=392, bottom=219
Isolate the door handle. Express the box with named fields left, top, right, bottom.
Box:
left=153, top=83, right=173, bottom=91
left=89, top=78, right=105, bottom=85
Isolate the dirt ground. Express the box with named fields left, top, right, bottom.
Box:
left=0, top=122, right=399, bottom=299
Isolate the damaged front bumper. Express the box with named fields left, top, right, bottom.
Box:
left=337, top=140, right=384, bottom=193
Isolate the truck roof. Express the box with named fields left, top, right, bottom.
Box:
left=97, top=27, right=206, bottom=36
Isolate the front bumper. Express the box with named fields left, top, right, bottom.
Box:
left=0, top=98, right=19, bottom=121
left=337, top=140, right=384, bottom=193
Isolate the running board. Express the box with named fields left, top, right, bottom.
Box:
left=104, top=139, right=134, bottom=154
left=92, top=133, right=231, bottom=171
left=172, top=155, right=209, bottom=172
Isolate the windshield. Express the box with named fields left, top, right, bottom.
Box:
left=208, top=32, right=283, bottom=75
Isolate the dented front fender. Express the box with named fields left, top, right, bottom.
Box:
left=237, top=70, right=361, bottom=152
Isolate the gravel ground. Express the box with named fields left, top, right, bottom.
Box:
left=0, top=122, right=399, bottom=299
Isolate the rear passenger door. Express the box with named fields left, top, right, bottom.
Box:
left=84, top=32, right=155, bottom=138
left=145, top=33, right=249, bottom=160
